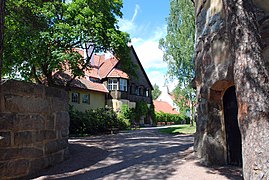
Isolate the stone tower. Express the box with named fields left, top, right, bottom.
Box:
left=194, top=0, right=269, bottom=167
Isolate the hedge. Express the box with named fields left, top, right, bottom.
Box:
left=155, top=112, right=190, bottom=124
left=69, top=106, right=130, bottom=136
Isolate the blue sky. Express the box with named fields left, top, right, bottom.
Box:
left=118, top=0, right=177, bottom=91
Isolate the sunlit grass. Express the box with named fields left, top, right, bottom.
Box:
left=159, top=124, right=196, bottom=135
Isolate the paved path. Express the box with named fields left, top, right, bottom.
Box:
left=33, top=127, right=242, bottom=180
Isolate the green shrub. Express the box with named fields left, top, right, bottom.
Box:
left=69, top=106, right=125, bottom=136
left=118, top=117, right=131, bottom=130
left=134, top=101, right=149, bottom=123
left=155, top=111, right=189, bottom=124
left=118, top=104, right=133, bottom=129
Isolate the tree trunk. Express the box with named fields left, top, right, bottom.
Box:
left=224, top=0, right=269, bottom=179
left=0, top=0, right=5, bottom=82
left=189, top=91, right=194, bottom=126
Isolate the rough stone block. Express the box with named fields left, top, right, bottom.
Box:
left=4, top=95, right=50, bottom=113
left=0, top=113, right=16, bottom=130
left=0, top=147, right=43, bottom=161
left=43, top=130, right=57, bottom=140
left=61, top=128, right=69, bottom=138
left=0, top=159, right=30, bottom=178
left=14, top=131, right=35, bottom=146
left=44, top=140, right=58, bottom=154
left=55, top=112, right=70, bottom=130
left=16, top=114, right=45, bottom=131
left=32, top=115, right=46, bottom=130
left=0, top=132, right=11, bottom=147
left=1, top=80, right=44, bottom=98
left=51, top=98, right=69, bottom=112
left=30, top=157, right=49, bottom=173
left=46, top=114, right=55, bottom=130
left=47, top=151, right=64, bottom=166
left=45, top=138, right=68, bottom=155
left=45, top=86, right=68, bottom=99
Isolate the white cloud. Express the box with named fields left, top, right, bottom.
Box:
left=132, top=4, right=140, bottom=22
left=132, top=25, right=167, bottom=70
left=117, top=4, right=175, bottom=90
left=147, top=71, right=178, bottom=92
left=134, top=40, right=166, bottom=69
left=118, top=4, right=140, bottom=33
left=147, top=71, right=166, bottom=88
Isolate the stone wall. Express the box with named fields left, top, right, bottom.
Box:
left=194, top=0, right=269, bottom=165
left=0, top=80, right=69, bottom=179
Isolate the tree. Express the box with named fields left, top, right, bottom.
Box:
left=3, top=0, right=131, bottom=86
left=173, top=86, right=191, bottom=119
left=159, top=0, right=195, bottom=126
left=223, top=0, right=269, bottom=178
left=0, top=0, right=5, bottom=82
left=152, top=84, right=161, bottom=100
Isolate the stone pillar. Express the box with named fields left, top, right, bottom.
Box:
left=0, top=80, right=70, bottom=179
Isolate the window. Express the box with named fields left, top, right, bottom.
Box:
left=71, top=92, right=80, bottom=103
left=145, top=89, right=149, bottom=97
left=139, top=87, right=144, bottom=96
left=135, top=86, right=139, bottom=95
left=120, top=79, right=127, bottom=91
left=130, top=85, right=133, bottom=94
left=108, top=79, right=118, bottom=90
left=82, top=94, right=90, bottom=104
left=89, top=77, right=100, bottom=83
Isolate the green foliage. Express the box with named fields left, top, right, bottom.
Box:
left=159, top=0, right=196, bottom=125
left=159, top=0, right=195, bottom=85
left=159, top=124, right=196, bottom=135
left=69, top=106, right=129, bottom=136
left=3, top=0, right=131, bottom=85
left=149, top=104, right=156, bottom=125
left=155, top=112, right=190, bottom=124
left=134, top=101, right=149, bottom=123
left=118, top=104, right=134, bottom=127
left=152, top=84, right=161, bottom=100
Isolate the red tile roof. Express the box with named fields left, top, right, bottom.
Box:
left=53, top=71, right=108, bottom=93
left=92, top=54, right=105, bottom=67
left=107, top=68, right=129, bottom=79
left=58, top=49, right=129, bottom=93
left=98, top=57, right=119, bottom=79
left=85, top=67, right=99, bottom=79
left=76, top=77, right=108, bottom=93
left=153, top=100, right=179, bottom=115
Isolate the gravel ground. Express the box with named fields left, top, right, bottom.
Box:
left=32, top=127, right=242, bottom=180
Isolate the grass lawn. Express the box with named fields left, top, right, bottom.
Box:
left=159, top=124, right=196, bottom=135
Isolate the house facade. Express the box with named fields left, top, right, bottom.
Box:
left=156, top=87, right=180, bottom=113
left=55, top=46, right=153, bottom=125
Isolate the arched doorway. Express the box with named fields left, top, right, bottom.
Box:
left=223, top=86, right=242, bottom=166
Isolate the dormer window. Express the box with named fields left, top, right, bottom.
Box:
left=108, top=78, right=118, bottom=90
left=120, top=79, right=127, bottom=92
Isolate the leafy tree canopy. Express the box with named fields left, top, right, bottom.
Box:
left=159, top=0, right=195, bottom=86
left=159, top=0, right=196, bottom=125
left=3, top=0, right=131, bottom=86
left=152, top=83, right=161, bottom=100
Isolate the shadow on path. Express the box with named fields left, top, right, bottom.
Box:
left=32, top=128, right=242, bottom=180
